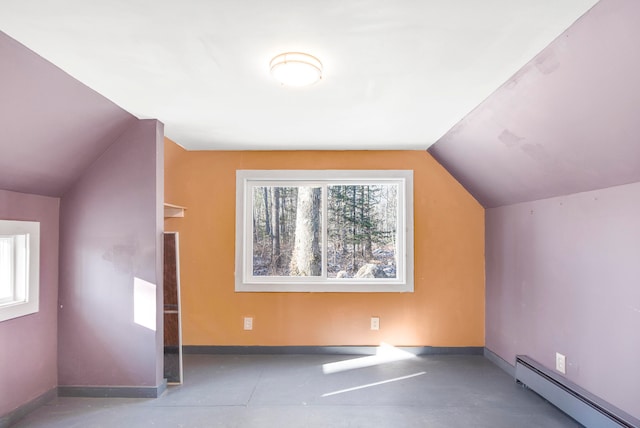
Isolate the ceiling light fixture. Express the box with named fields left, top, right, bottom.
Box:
left=270, top=52, right=322, bottom=87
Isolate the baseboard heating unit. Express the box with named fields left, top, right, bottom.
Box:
left=515, top=355, right=639, bottom=428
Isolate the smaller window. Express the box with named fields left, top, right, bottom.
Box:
left=0, top=220, right=39, bottom=322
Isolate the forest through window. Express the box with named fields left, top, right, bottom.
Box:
left=236, top=170, right=413, bottom=293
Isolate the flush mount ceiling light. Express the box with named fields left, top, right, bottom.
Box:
left=270, top=52, right=322, bottom=87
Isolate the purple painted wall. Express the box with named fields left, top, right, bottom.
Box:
left=0, top=31, right=135, bottom=197
left=430, top=0, right=640, bottom=208
left=0, top=190, right=59, bottom=416
left=58, top=119, right=164, bottom=388
left=486, top=182, right=640, bottom=419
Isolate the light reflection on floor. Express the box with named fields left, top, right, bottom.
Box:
left=322, top=343, right=418, bottom=375
left=322, top=371, right=426, bottom=397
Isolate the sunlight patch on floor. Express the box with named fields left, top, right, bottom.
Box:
left=322, top=371, right=426, bottom=397
left=322, top=343, right=418, bottom=374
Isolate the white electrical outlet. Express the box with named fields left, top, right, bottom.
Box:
left=243, top=317, right=253, bottom=330
left=370, top=317, right=380, bottom=330
left=556, top=352, right=566, bottom=374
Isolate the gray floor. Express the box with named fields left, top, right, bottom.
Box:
left=13, top=354, right=582, bottom=428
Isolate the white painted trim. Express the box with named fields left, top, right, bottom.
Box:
left=235, top=170, right=414, bottom=293
left=0, top=220, right=40, bottom=322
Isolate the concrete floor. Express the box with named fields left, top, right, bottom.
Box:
left=12, top=354, right=582, bottom=427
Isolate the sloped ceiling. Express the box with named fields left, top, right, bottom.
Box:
left=429, top=0, right=640, bottom=208
left=0, top=33, right=136, bottom=197
left=0, top=0, right=597, bottom=150
left=3, top=1, right=636, bottom=206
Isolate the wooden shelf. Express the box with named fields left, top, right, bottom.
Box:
left=164, top=203, right=186, bottom=218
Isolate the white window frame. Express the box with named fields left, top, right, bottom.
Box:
left=235, top=170, right=413, bottom=293
left=0, top=220, right=40, bottom=322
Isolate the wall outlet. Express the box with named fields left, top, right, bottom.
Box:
left=243, top=317, right=253, bottom=330
left=555, top=352, right=566, bottom=374
left=370, top=317, right=380, bottom=331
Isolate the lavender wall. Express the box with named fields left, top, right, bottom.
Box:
left=486, top=182, right=640, bottom=419
left=58, top=119, right=164, bottom=388
left=0, top=190, right=59, bottom=416
left=430, top=0, right=640, bottom=208
left=0, top=31, right=136, bottom=197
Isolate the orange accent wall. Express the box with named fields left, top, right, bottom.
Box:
left=165, top=139, right=484, bottom=347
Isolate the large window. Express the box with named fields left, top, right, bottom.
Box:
left=235, top=170, right=413, bottom=292
left=0, top=220, right=40, bottom=322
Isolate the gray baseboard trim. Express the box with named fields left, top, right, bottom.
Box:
left=0, top=387, right=57, bottom=428
left=58, top=379, right=167, bottom=399
left=484, top=347, right=516, bottom=377
left=183, top=345, right=484, bottom=356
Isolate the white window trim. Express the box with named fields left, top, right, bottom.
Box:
left=0, top=220, right=40, bottom=322
left=235, top=170, right=413, bottom=293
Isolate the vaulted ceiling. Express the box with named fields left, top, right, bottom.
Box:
left=2, top=0, right=639, bottom=207
left=430, top=0, right=640, bottom=207
left=0, top=33, right=135, bottom=197
left=0, top=0, right=597, bottom=150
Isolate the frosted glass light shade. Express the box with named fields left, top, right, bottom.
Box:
left=270, top=52, right=322, bottom=87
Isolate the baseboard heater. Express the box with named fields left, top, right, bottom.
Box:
left=515, top=355, right=639, bottom=428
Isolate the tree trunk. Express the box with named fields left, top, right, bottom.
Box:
left=280, top=189, right=287, bottom=240
left=252, top=215, right=257, bottom=243
left=341, top=188, right=348, bottom=255
left=263, top=187, right=271, bottom=237
left=351, top=185, right=357, bottom=271
left=364, top=185, right=373, bottom=260
left=290, top=187, right=321, bottom=276
left=272, top=187, right=281, bottom=269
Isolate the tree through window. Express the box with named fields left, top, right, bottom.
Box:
left=236, top=170, right=413, bottom=293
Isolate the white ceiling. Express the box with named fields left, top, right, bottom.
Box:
left=0, top=0, right=598, bottom=150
